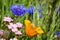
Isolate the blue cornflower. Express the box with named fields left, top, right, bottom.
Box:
left=39, top=13, right=43, bottom=18
left=10, top=4, right=27, bottom=16
left=55, top=32, right=60, bottom=36
left=38, top=6, right=42, bottom=13
left=27, top=6, right=35, bottom=15
left=58, top=7, right=60, bottom=13
left=38, top=6, right=42, bottom=18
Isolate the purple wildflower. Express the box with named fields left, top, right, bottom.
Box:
left=38, top=6, right=42, bottom=18
left=27, top=6, right=35, bottom=15
left=55, top=32, right=60, bottom=36
left=10, top=4, right=27, bottom=16
left=58, top=7, right=60, bottom=13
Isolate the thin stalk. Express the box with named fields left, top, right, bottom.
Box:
left=33, top=8, right=35, bottom=24
left=1, top=0, right=4, bottom=28
left=18, top=0, right=21, bottom=4
left=47, top=7, right=57, bottom=40
left=5, top=0, right=9, bottom=16
left=9, top=0, right=13, bottom=16
left=13, top=0, right=17, bottom=4
left=35, top=0, right=42, bottom=40
left=47, top=0, right=59, bottom=40
left=25, top=13, right=29, bottom=20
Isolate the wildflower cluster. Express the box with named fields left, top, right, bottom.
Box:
left=10, top=4, right=42, bottom=18
left=3, top=16, right=23, bottom=35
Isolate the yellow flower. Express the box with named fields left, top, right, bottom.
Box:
left=24, top=20, right=44, bottom=36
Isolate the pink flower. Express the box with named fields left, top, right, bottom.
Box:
left=0, top=30, right=4, bottom=35
left=11, top=28, right=18, bottom=32
left=16, top=22, right=23, bottom=28
left=15, top=31, right=22, bottom=35
left=7, top=23, right=22, bottom=35
left=3, top=17, right=13, bottom=22
left=7, top=23, right=17, bottom=29
left=10, top=38, right=18, bottom=40
left=13, top=38, right=18, bottom=40
left=7, top=23, right=14, bottom=29
left=7, top=23, right=18, bottom=32
left=10, top=38, right=13, bottom=40
left=0, top=38, right=6, bottom=40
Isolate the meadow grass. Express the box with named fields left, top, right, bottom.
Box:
left=0, top=0, right=60, bottom=40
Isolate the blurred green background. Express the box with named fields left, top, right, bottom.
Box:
left=0, top=0, right=60, bottom=40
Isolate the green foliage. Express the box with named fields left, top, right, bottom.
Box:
left=0, top=0, right=60, bottom=40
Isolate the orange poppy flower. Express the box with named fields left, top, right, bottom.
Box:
left=24, top=20, right=44, bottom=36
